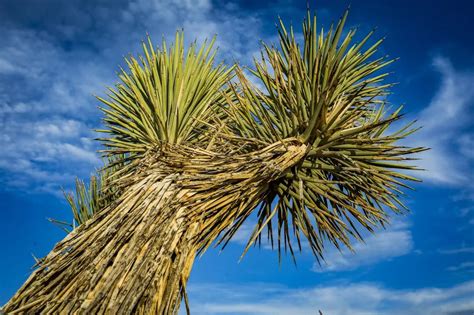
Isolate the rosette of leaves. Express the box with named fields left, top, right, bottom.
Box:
left=220, top=11, right=425, bottom=262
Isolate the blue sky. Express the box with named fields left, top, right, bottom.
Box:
left=0, top=0, right=473, bottom=313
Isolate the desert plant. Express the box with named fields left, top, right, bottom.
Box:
left=3, top=11, right=425, bottom=314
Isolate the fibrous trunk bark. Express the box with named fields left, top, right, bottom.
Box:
left=3, top=140, right=306, bottom=314
left=3, top=175, right=198, bottom=314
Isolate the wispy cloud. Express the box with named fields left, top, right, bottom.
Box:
left=412, top=56, right=474, bottom=186
left=313, top=220, right=413, bottom=272
left=185, top=280, right=474, bottom=315
left=447, top=262, right=474, bottom=273
left=226, top=218, right=413, bottom=273
left=439, top=247, right=474, bottom=255
left=0, top=28, right=108, bottom=192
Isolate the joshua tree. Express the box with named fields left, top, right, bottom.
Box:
left=3, top=11, right=425, bottom=314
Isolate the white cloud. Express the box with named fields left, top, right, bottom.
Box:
left=312, top=220, right=413, bottom=272
left=0, top=121, right=99, bottom=193
left=0, top=28, right=107, bottom=192
left=122, top=0, right=263, bottom=66
left=411, top=56, right=474, bottom=186
left=227, top=221, right=255, bottom=246
left=184, top=280, right=474, bottom=315
left=447, top=262, right=474, bottom=272
left=439, top=247, right=474, bottom=255
left=226, top=219, right=413, bottom=273
left=0, top=117, right=100, bottom=172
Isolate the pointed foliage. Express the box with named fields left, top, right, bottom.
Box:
left=222, top=10, right=426, bottom=262
left=97, top=32, right=234, bottom=158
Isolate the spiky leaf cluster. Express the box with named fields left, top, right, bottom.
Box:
left=98, top=32, right=233, bottom=158
left=51, top=156, right=124, bottom=232
left=222, top=11, right=425, bottom=261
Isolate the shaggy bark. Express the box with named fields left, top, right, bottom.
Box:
left=3, top=175, right=198, bottom=314
left=3, top=140, right=307, bottom=314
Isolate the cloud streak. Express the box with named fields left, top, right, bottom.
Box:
left=185, top=280, right=474, bottom=315
left=313, top=220, right=413, bottom=272
left=412, top=56, right=474, bottom=186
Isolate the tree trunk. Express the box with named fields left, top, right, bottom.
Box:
left=3, top=175, right=198, bottom=314
left=3, top=140, right=307, bottom=314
